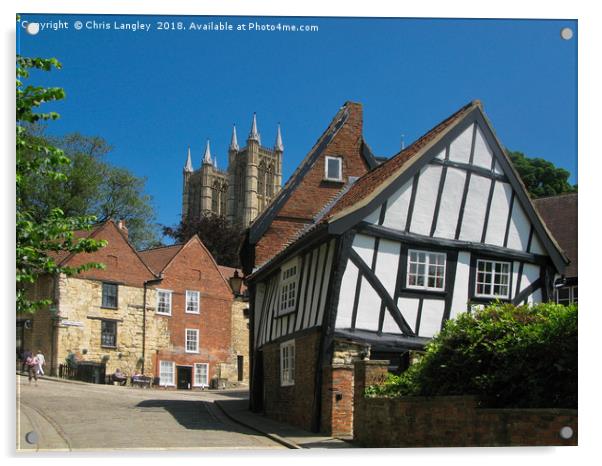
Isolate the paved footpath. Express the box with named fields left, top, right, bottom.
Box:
left=17, top=375, right=285, bottom=452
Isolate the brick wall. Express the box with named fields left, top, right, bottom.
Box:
left=262, top=329, right=321, bottom=431
left=152, top=238, right=234, bottom=384
left=353, top=360, right=578, bottom=447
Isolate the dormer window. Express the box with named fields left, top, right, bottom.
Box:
left=325, top=156, right=343, bottom=182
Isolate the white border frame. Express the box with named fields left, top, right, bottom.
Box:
left=406, top=249, right=447, bottom=291
left=475, top=259, right=511, bottom=299
left=185, top=328, right=199, bottom=353
left=193, top=362, right=209, bottom=387
left=159, top=360, right=175, bottom=387
left=185, top=290, right=200, bottom=314
left=156, top=289, right=172, bottom=316
left=324, top=155, right=343, bottom=181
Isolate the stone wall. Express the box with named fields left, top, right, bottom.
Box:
left=353, top=360, right=578, bottom=447
left=230, top=297, right=250, bottom=383
left=56, top=276, right=169, bottom=376
left=262, top=329, right=321, bottom=431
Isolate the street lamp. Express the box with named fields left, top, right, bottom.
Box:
left=229, top=270, right=243, bottom=296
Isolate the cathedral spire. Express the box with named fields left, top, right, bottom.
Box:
left=274, top=123, right=284, bottom=152
left=229, top=124, right=239, bottom=151
left=203, top=139, right=212, bottom=164
left=214, top=156, right=218, bottom=169
left=184, top=146, right=193, bottom=172
left=248, top=113, right=261, bottom=144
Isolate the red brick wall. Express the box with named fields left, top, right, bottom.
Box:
left=67, top=221, right=155, bottom=287
left=261, top=330, right=321, bottom=431
left=254, top=102, right=371, bottom=266
left=153, top=238, right=233, bottom=382
left=321, top=365, right=354, bottom=437
left=353, top=361, right=578, bottom=447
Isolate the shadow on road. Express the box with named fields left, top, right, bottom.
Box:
left=136, top=399, right=243, bottom=432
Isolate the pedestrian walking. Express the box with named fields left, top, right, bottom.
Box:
left=21, top=349, right=32, bottom=374
left=25, top=354, right=39, bottom=385
left=35, top=349, right=45, bottom=376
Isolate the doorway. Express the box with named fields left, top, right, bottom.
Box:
left=176, top=366, right=192, bottom=389
left=237, top=355, right=244, bottom=381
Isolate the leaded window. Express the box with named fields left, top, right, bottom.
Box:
left=280, top=340, right=295, bottom=386
left=101, top=320, right=117, bottom=348
left=156, top=290, right=172, bottom=315
left=407, top=250, right=446, bottom=291
left=186, top=329, right=199, bottom=353
left=186, top=290, right=200, bottom=314
left=475, top=259, right=511, bottom=298
left=279, top=261, right=298, bottom=314
left=101, top=282, right=118, bottom=308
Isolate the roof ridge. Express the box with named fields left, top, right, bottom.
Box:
left=138, top=243, right=184, bottom=253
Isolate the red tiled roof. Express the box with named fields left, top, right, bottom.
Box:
left=138, top=244, right=183, bottom=274
left=533, top=193, right=578, bottom=278
left=326, top=100, right=480, bottom=220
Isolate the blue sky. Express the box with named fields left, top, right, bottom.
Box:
left=17, top=14, right=577, bottom=234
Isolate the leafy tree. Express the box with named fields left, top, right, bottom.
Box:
left=507, top=149, right=577, bottom=198
left=20, top=130, right=160, bottom=249
left=16, top=55, right=107, bottom=314
left=365, top=302, right=577, bottom=409
left=163, top=213, right=243, bottom=267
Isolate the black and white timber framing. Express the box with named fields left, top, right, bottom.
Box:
left=246, top=101, right=569, bottom=424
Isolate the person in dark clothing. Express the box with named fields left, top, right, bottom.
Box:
left=21, top=349, right=32, bottom=374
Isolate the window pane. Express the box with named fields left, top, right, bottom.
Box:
left=101, top=320, right=116, bottom=347
left=327, top=158, right=341, bottom=179
left=102, top=283, right=118, bottom=308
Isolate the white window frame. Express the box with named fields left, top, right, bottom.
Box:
left=475, top=259, right=511, bottom=299
left=159, top=360, right=175, bottom=386
left=278, top=259, right=299, bottom=316
left=324, top=156, right=343, bottom=182
left=185, top=290, right=200, bottom=314
left=280, top=340, right=295, bottom=387
left=556, top=285, right=577, bottom=305
left=193, top=363, right=209, bottom=388
left=185, top=328, right=199, bottom=353
left=156, top=289, right=172, bottom=316
left=406, top=249, right=447, bottom=291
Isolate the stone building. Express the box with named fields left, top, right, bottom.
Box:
left=17, top=220, right=169, bottom=377
left=182, top=114, right=284, bottom=227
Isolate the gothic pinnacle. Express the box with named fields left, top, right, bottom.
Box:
left=184, top=146, right=193, bottom=172
left=230, top=124, right=239, bottom=151
left=274, top=123, right=284, bottom=152
left=248, top=112, right=261, bottom=144
left=203, top=139, right=212, bottom=164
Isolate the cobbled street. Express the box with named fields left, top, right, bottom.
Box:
left=17, top=376, right=284, bottom=451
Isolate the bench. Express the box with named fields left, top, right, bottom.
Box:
left=131, top=375, right=152, bottom=388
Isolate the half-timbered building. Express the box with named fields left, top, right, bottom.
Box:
left=245, top=100, right=570, bottom=435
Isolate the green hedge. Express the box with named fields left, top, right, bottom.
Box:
left=365, top=302, right=577, bottom=408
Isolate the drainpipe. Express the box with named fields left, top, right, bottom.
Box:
left=142, top=275, right=163, bottom=375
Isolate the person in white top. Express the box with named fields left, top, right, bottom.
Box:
left=35, top=350, right=45, bottom=376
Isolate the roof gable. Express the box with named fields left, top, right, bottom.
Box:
left=138, top=244, right=183, bottom=275
left=326, top=101, right=569, bottom=273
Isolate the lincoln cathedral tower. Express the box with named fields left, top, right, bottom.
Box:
left=182, top=114, right=283, bottom=226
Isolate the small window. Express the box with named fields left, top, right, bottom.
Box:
left=101, top=283, right=118, bottom=308
left=101, top=320, right=117, bottom=348
left=324, top=156, right=343, bottom=181
left=159, top=360, right=175, bottom=386
left=278, top=260, right=299, bottom=315
left=186, top=328, right=199, bottom=353
left=280, top=340, right=295, bottom=386
left=556, top=285, right=577, bottom=305
left=475, top=259, right=511, bottom=298
left=194, top=363, right=209, bottom=387
left=186, top=290, right=200, bottom=314
left=156, top=289, right=172, bottom=315
left=407, top=250, right=446, bottom=291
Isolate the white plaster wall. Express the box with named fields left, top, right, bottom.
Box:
left=295, top=253, right=311, bottom=331
left=530, top=234, right=545, bottom=254
left=472, top=125, right=494, bottom=169
left=419, top=299, right=446, bottom=338
left=485, top=181, right=513, bottom=246
left=307, top=243, right=327, bottom=328
left=335, top=261, right=358, bottom=329
left=374, top=239, right=400, bottom=296
left=354, top=281, right=381, bottom=331
left=530, top=289, right=543, bottom=304
left=506, top=202, right=531, bottom=251
left=302, top=248, right=319, bottom=329
left=397, top=297, right=420, bottom=333
left=433, top=167, right=466, bottom=239
left=316, top=240, right=335, bottom=327
left=450, top=252, right=471, bottom=319
left=363, top=208, right=380, bottom=225
left=435, top=149, right=446, bottom=160
left=381, top=308, right=401, bottom=333
left=410, top=165, right=443, bottom=236
left=382, top=179, right=413, bottom=231
left=459, top=174, right=490, bottom=242
left=352, top=234, right=376, bottom=266
left=449, top=124, right=474, bottom=164
left=520, top=263, right=541, bottom=292
left=493, top=161, right=503, bottom=175
left=512, top=261, right=521, bottom=299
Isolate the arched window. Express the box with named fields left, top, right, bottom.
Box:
left=266, top=164, right=275, bottom=197
left=220, top=183, right=228, bottom=216
left=258, top=161, right=266, bottom=197
left=212, top=181, right=220, bottom=213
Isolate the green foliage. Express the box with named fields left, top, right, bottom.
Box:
left=163, top=213, right=243, bottom=267
left=16, top=55, right=107, bottom=314
left=20, top=130, right=160, bottom=250
left=507, top=149, right=577, bottom=198
left=365, top=302, right=577, bottom=408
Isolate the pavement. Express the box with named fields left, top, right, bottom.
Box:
left=16, top=372, right=355, bottom=451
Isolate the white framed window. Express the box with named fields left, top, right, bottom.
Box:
left=194, top=363, right=209, bottom=387
left=324, top=156, right=343, bottom=181
left=186, top=290, right=200, bottom=314
left=156, top=289, right=172, bottom=315
left=278, top=259, right=299, bottom=315
left=556, top=285, right=577, bottom=305
left=280, top=340, right=295, bottom=386
left=475, top=259, right=511, bottom=298
left=407, top=250, right=446, bottom=291
left=159, top=360, right=175, bottom=386
left=185, top=328, right=199, bottom=353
